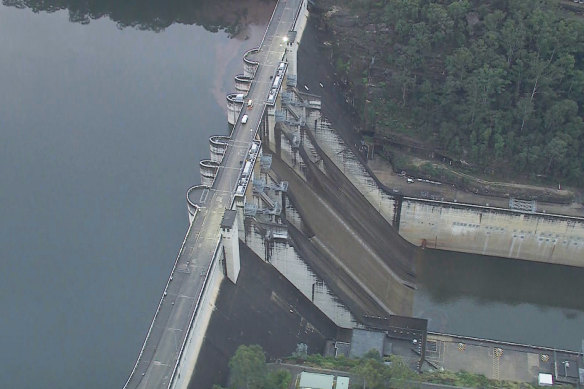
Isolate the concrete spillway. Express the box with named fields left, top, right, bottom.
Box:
left=271, top=152, right=415, bottom=318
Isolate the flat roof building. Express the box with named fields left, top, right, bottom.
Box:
left=298, top=372, right=333, bottom=389
left=297, top=372, right=350, bottom=389
left=336, top=376, right=350, bottom=389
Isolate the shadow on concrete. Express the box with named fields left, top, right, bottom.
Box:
left=190, top=242, right=342, bottom=389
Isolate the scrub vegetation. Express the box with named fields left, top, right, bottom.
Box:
left=317, top=0, right=584, bottom=186
left=217, top=345, right=573, bottom=388
left=213, top=344, right=291, bottom=389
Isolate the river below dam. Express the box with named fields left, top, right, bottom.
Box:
left=0, top=2, right=583, bottom=388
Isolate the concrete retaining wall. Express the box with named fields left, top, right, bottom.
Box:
left=309, top=122, right=397, bottom=226
left=399, top=199, right=584, bottom=266
left=308, top=118, right=584, bottom=267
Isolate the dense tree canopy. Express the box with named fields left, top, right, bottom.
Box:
left=328, top=0, right=584, bottom=184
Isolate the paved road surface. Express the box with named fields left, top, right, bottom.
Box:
left=124, top=0, right=304, bottom=388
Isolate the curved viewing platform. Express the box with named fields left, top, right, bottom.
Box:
left=243, top=48, right=260, bottom=78
left=225, top=93, right=245, bottom=103
left=209, top=136, right=230, bottom=163
left=187, top=184, right=210, bottom=210
left=199, top=160, right=220, bottom=187
left=234, top=74, right=253, bottom=83
left=243, top=47, right=260, bottom=66
left=235, top=74, right=253, bottom=94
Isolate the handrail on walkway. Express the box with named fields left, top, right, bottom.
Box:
left=123, top=219, right=197, bottom=389
left=168, top=237, right=223, bottom=389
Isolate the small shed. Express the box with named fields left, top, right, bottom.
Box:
left=298, top=372, right=334, bottom=389
left=336, top=376, right=350, bottom=389
left=538, top=373, right=553, bottom=386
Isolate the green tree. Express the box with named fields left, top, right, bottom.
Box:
left=328, top=0, right=584, bottom=184
left=229, top=345, right=267, bottom=389
left=265, top=370, right=291, bottom=389
left=545, top=136, right=568, bottom=173
left=387, top=355, right=416, bottom=380
left=362, top=349, right=383, bottom=362
left=352, top=358, right=390, bottom=389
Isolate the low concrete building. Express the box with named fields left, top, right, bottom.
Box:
left=349, top=328, right=387, bottom=358
left=298, top=372, right=333, bottom=389
left=336, top=376, right=350, bottom=389
left=297, top=371, right=350, bottom=389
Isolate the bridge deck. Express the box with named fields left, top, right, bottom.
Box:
left=124, top=0, right=303, bottom=388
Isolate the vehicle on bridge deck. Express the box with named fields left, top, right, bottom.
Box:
left=247, top=99, right=253, bottom=109
left=242, top=114, right=248, bottom=124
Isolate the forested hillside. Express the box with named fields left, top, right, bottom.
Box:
left=320, top=0, right=584, bottom=185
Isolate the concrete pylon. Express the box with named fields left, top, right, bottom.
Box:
left=285, top=36, right=297, bottom=79
left=221, top=209, right=240, bottom=283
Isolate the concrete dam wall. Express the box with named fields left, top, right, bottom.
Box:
left=269, top=120, right=417, bottom=317
left=242, top=205, right=359, bottom=329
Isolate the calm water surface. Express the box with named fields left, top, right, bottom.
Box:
left=1, top=2, right=583, bottom=389
left=414, top=249, right=584, bottom=351
left=0, top=2, right=270, bottom=388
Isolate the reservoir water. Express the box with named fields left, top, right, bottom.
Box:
left=0, top=2, right=582, bottom=389
left=0, top=2, right=272, bottom=388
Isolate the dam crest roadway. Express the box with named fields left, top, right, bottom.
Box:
left=123, top=0, right=308, bottom=387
